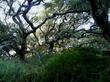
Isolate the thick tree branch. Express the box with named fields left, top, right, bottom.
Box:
left=25, top=9, right=90, bottom=37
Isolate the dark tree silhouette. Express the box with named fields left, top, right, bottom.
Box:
left=87, top=0, right=110, bottom=41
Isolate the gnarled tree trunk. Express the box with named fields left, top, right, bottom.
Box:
left=88, top=0, right=110, bottom=41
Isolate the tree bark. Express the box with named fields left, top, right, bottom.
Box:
left=87, top=0, right=110, bottom=41
left=48, top=41, right=54, bottom=54
left=15, top=38, right=27, bottom=60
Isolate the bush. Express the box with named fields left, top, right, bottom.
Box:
left=0, top=59, right=42, bottom=82
left=42, top=47, right=108, bottom=82
left=0, top=47, right=109, bottom=82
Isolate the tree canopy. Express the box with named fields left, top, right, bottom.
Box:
left=0, top=1, right=110, bottom=82
left=0, top=0, right=110, bottom=60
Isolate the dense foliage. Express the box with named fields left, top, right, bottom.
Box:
left=0, top=0, right=110, bottom=59
left=0, top=0, right=110, bottom=82
left=0, top=47, right=109, bottom=82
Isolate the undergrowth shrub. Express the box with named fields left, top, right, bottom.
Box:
left=0, top=47, right=109, bottom=82
left=42, top=47, right=108, bottom=82
left=0, top=59, right=42, bottom=82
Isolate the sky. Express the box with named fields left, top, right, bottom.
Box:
left=0, top=0, right=109, bottom=30
left=0, top=0, right=45, bottom=23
